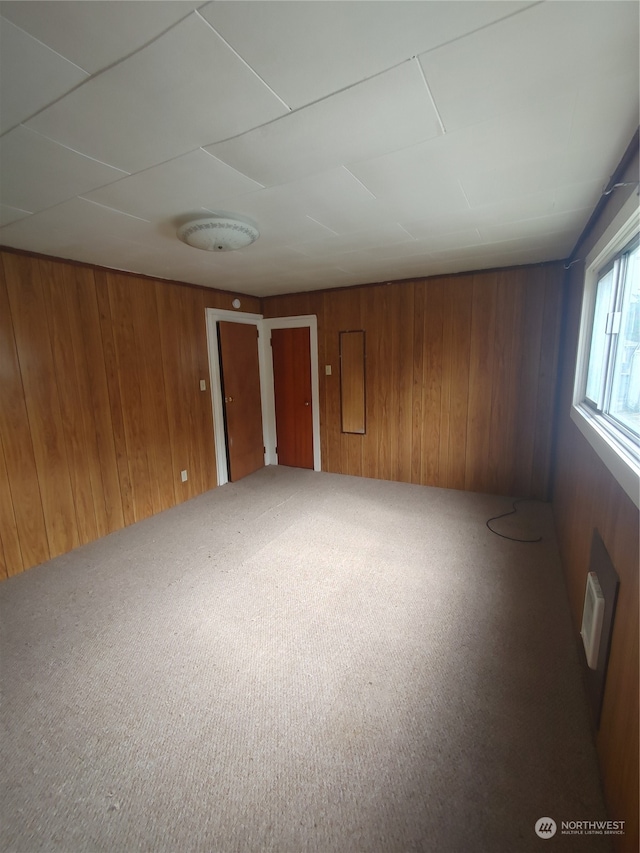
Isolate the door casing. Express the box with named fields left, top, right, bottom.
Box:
left=262, top=315, right=321, bottom=473
left=205, top=309, right=321, bottom=485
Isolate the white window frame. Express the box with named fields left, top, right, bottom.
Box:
left=571, top=192, right=640, bottom=509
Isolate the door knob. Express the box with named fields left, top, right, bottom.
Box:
left=304, top=401, right=310, bottom=406
left=225, top=396, right=234, bottom=403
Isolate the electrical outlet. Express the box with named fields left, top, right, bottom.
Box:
left=325, top=365, right=332, bottom=375
left=181, top=470, right=188, bottom=482
left=200, top=379, right=206, bottom=391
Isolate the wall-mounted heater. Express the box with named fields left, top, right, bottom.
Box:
left=581, top=571, right=605, bottom=670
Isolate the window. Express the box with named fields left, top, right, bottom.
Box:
left=584, top=236, right=640, bottom=445
left=572, top=194, right=640, bottom=508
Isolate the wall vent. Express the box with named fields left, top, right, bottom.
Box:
left=581, top=571, right=605, bottom=669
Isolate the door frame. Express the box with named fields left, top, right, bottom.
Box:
left=262, top=315, right=321, bottom=472
left=205, top=309, right=321, bottom=483
left=205, top=307, right=269, bottom=486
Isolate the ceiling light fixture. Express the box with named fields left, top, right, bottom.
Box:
left=177, top=214, right=259, bottom=252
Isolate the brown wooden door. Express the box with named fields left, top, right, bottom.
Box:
left=271, top=326, right=313, bottom=469
left=218, top=321, right=264, bottom=482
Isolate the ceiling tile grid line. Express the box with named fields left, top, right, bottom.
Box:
left=0, top=1, right=637, bottom=296
left=193, top=7, right=292, bottom=112
left=415, top=55, right=447, bottom=135
left=0, top=5, right=201, bottom=136
left=0, top=13, right=88, bottom=75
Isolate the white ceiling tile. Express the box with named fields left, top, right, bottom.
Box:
left=205, top=190, right=334, bottom=246
left=348, top=142, right=470, bottom=221
left=294, top=224, right=416, bottom=259
left=335, top=252, right=436, bottom=283
left=0, top=2, right=200, bottom=74
left=458, top=152, right=611, bottom=211
left=0, top=15, right=88, bottom=133
left=552, top=181, right=605, bottom=215
left=207, top=61, right=442, bottom=186
left=83, top=149, right=263, bottom=222
left=209, top=168, right=396, bottom=244
left=0, top=126, right=127, bottom=213
left=348, top=91, right=576, bottom=206
left=479, top=209, right=593, bottom=243
left=420, top=0, right=639, bottom=132
left=0, top=204, right=31, bottom=227
left=0, top=197, right=154, bottom=256
left=430, top=232, right=574, bottom=265
left=398, top=210, right=493, bottom=239
left=335, top=247, right=433, bottom=273
left=200, top=1, right=534, bottom=109
left=25, top=14, right=288, bottom=173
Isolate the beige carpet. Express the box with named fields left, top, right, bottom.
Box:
left=0, top=467, right=610, bottom=852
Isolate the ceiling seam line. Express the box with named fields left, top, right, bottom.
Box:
left=304, top=216, right=340, bottom=236
left=414, top=57, right=446, bottom=135
left=11, top=124, right=131, bottom=175
left=418, top=0, right=546, bottom=58
left=77, top=197, right=151, bottom=222
left=8, top=9, right=198, bottom=136
left=341, top=167, right=377, bottom=200
left=206, top=57, right=417, bottom=148
left=198, top=148, right=266, bottom=190
left=1, top=17, right=91, bottom=74
left=195, top=10, right=291, bottom=111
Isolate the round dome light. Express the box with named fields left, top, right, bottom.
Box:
left=177, top=215, right=259, bottom=252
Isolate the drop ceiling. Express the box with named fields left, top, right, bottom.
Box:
left=0, top=1, right=638, bottom=297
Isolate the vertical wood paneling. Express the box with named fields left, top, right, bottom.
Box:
left=107, top=272, right=155, bottom=523
left=95, top=270, right=135, bottom=527
left=531, top=265, right=563, bottom=499
left=0, top=439, right=19, bottom=578
left=337, top=288, right=364, bottom=476
left=40, top=259, right=98, bottom=546
left=513, top=268, right=545, bottom=497
left=263, top=263, right=562, bottom=500
left=393, top=282, right=414, bottom=484
left=446, top=277, right=473, bottom=490
left=73, top=265, right=124, bottom=536
left=324, top=292, right=342, bottom=474
left=377, top=285, right=394, bottom=482
left=0, top=510, right=7, bottom=579
left=0, top=250, right=232, bottom=578
left=362, top=285, right=381, bottom=481
left=156, top=282, right=189, bottom=504
left=465, top=273, right=497, bottom=492
left=437, top=284, right=453, bottom=488
left=410, top=283, right=425, bottom=484
left=130, top=277, right=174, bottom=515
left=4, top=253, right=79, bottom=559
left=0, top=261, right=49, bottom=572
left=487, top=270, right=519, bottom=495
left=421, top=279, right=444, bottom=487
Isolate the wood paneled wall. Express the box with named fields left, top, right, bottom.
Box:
left=552, top=151, right=639, bottom=852
left=264, top=264, right=563, bottom=499
left=0, top=249, right=259, bottom=579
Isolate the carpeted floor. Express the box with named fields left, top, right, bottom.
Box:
left=1, top=467, right=610, bottom=852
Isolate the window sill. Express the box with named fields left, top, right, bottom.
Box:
left=570, top=403, right=640, bottom=509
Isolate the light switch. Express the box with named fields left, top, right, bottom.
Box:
left=200, top=379, right=206, bottom=391
left=325, top=365, right=332, bottom=375
left=181, top=470, right=188, bottom=482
